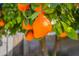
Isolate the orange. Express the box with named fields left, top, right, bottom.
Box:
left=24, top=31, right=34, bottom=41
left=34, top=4, right=46, bottom=14
left=18, top=3, right=30, bottom=11
left=34, top=4, right=42, bottom=12
left=32, top=13, right=52, bottom=38
left=59, top=32, right=67, bottom=39
left=0, top=20, right=5, bottom=27
left=22, top=20, right=32, bottom=30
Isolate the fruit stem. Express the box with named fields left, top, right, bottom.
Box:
left=40, top=37, right=48, bottom=56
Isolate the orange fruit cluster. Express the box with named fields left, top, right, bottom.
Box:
left=23, top=13, right=52, bottom=42
left=18, top=4, right=30, bottom=11
left=22, top=20, right=33, bottom=42
left=20, top=4, right=52, bottom=41
left=0, top=20, right=5, bottom=27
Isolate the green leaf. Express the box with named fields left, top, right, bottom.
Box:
left=67, top=27, right=78, bottom=40
left=66, top=4, right=73, bottom=10
left=29, top=19, right=33, bottom=25
left=10, top=4, right=14, bottom=8
left=9, top=21, right=14, bottom=28
left=60, top=21, right=69, bottom=32
left=4, top=16, right=8, bottom=20
left=29, top=12, right=39, bottom=25
left=30, top=12, right=39, bottom=20
left=50, top=3, right=59, bottom=8
left=44, top=8, right=54, bottom=14
left=54, top=25, right=59, bottom=35
left=54, top=22, right=62, bottom=35
left=16, top=16, right=22, bottom=24
left=24, top=19, right=29, bottom=25
left=10, top=29, right=16, bottom=35
left=60, top=15, right=71, bottom=26
left=12, top=20, right=16, bottom=24
left=4, top=23, right=10, bottom=30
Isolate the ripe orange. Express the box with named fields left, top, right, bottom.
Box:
left=24, top=31, right=34, bottom=41
left=18, top=3, right=30, bottom=11
left=59, top=32, right=67, bottom=39
left=34, top=4, right=42, bottom=12
left=0, top=20, right=5, bottom=27
left=33, top=13, right=52, bottom=38
left=22, top=20, right=32, bottom=30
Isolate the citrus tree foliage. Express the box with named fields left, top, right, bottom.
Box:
left=0, top=3, right=79, bottom=40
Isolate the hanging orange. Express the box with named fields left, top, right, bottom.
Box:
left=34, top=4, right=42, bottom=12
left=59, top=32, right=67, bottom=39
left=0, top=20, right=5, bottom=27
left=22, top=20, right=32, bottom=30
left=32, top=13, right=52, bottom=38
left=18, top=4, right=30, bottom=11
left=24, top=31, right=34, bottom=41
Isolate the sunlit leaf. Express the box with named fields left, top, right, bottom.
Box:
left=67, top=27, right=78, bottom=40
left=16, top=16, right=22, bottom=24
left=29, top=12, right=39, bottom=25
